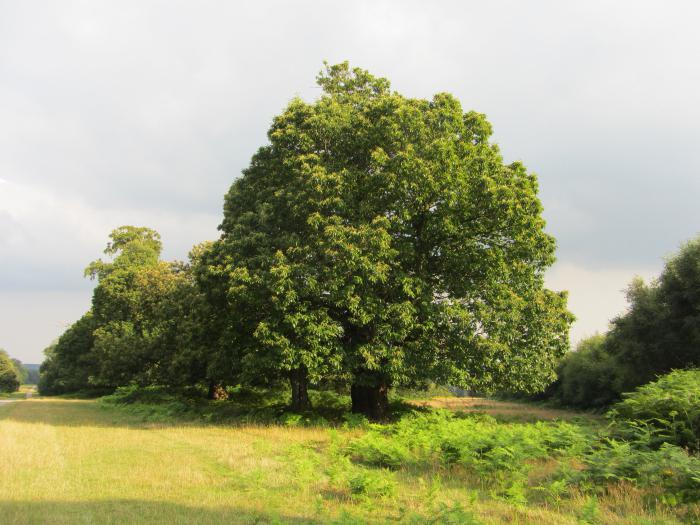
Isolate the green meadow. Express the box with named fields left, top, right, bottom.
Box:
left=2, top=394, right=698, bottom=525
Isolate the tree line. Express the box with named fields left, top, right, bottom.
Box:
left=39, top=63, right=574, bottom=419
left=549, top=236, right=700, bottom=409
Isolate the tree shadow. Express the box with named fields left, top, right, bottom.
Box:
left=0, top=499, right=321, bottom=524
left=0, top=399, right=207, bottom=430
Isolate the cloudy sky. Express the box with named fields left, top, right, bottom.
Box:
left=1, top=1, right=699, bottom=363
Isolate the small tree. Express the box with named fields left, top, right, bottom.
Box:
left=0, top=349, right=21, bottom=393
left=211, top=63, right=573, bottom=418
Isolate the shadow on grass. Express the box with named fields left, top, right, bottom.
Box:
left=0, top=499, right=321, bottom=524
left=0, top=392, right=426, bottom=430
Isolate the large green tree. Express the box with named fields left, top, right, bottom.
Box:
left=209, top=63, right=573, bottom=418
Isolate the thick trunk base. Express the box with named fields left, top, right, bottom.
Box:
left=289, top=367, right=311, bottom=412
left=351, top=374, right=389, bottom=421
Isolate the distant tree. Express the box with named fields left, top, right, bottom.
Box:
left=0, top=349, right=21, bottom=393
left=38, top=314, right=97, bottom=395
left=209, top=62, right=573, bottom=418
left=553, top=235, right=700, bottom=408
left=11, top=358, right=29, bottom=384
left=40, top=226, right=216, bottom=396
left=86, top=226, right=164, bottom=387
left=553, top=334, right=618, bottom=408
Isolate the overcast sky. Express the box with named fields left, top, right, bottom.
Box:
left=1, top=1, right=699, bottom=363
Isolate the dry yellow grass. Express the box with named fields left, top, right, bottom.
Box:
left=0, top=397, right=689, bottom=524
left=410, top=396, right=595, bottom=422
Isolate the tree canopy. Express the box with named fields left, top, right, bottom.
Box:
left=37, top=64, right=573, bottom=420
left=204, top=62, right=573, bottom=418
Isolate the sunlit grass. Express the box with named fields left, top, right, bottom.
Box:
left=0, top=397, right=695, bottom=524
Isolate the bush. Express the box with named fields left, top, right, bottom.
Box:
left=608, top=369, right=700, bottom=452
left=347, top=469, right=396, bottom=497
left=579, top=439, right=700, bottom=503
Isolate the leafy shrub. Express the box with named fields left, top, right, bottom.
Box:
left=608, top=369, right=700, bottom=452
left=578, top=440, right=700, bottom=503
left=347, top=469, right=396, bottom=497
left=347, top=406, right=700, bottom=505
left=341, top=413, right=370, bottom=430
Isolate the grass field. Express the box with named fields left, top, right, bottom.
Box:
left=0, top=396, right=695, bottom=524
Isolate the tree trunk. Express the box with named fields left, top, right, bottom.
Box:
left=207, top=381, right=228, bottom=400
left=351, top=371, right=389, bottom=421
left=289, top=367, right=311, bottom=412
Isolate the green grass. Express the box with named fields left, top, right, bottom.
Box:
left=1, top=396, right=698, bottom=524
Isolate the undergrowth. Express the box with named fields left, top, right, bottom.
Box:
left=346, top=409, right=700, bottom=513
left=96, top=383, right=700, bottom=522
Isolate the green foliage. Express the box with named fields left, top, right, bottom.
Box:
left=580, top=440, right=700, bottom=503
left=100, top=385, right=355, bottom=426
left=10, top=358, right=29, bottom=384
left=38, top=313, right=97, bottom=395
left=207, top=61, right=573, bottom=418
left=553, top=235, right=700, bottom=409
left=608, top=369, right=700, bottom=451
left=349, top=410, right=591, bottom=475
left=0, top=349, right=20, bottom=393
left=576, top=497, right=601, bottom=525
left=554, top=334, right=619, bottom=409
left=345, top=406, right=700, bottom=506
left=41, top=227, right=219, bottom=396
left=347, top=469, right=396, bottom=498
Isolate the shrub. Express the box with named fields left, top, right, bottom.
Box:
left=608, top=369, right=700, bottom=452
left=347, top=407, right=700, bottom=504
left=347, top=469, right=396, bottom=497
left=578, top=439, right=700, bottom=503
